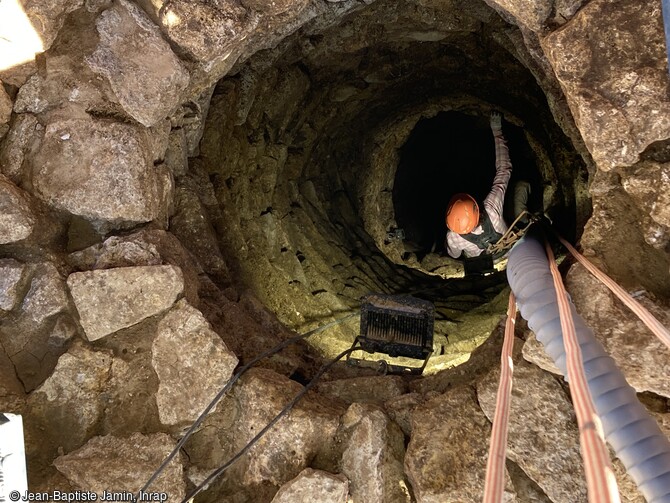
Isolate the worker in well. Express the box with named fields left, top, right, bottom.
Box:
left=444, top=111, right=529, bottom=259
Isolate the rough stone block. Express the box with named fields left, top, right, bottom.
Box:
left=540, top=0, right=670, bottom=170
left=521, top=333, right=561, bottom=376
left=54, top=432, right=185, bottom=498
left=158, top=0, right=250, bottom=63
left=13, top=75, right=50, bottom=114
left=165, top=128, right=188, bottom=177
left=0, top=114, right=39, bottom=183
left=271, top=468, right=349, bottom=503
left=170, top=183, right=230, bottom=283
left=0, top=262, right=74, bottom=391
left=0, top=344, right=24, bottom=406
left=152, top=299, right=238, bottom=426
left=14, top=55, right=113, bottom=116
left=0, top=175, right=35, bottom=243
left=565, top=263, right=670, bottom=399
left=317, top=375, right=408, bottom=405
left=28, top=344, right=113, bottom=452
left=241, top=0, right=309, bottom=16
left=0, top=83, right=11, bottom=133
left=0, top=258, right=27, bottom=311
left=339, top=403, right=410, bottom=503
left=30, top=117, right=173, bottom=231
left=405, top=386, right=514, bottom=502
left=87, top=0, right=190, bottom=127
left=67, top=265, right=184, bottom=341
left=483, top=0, right=551, bottom=32
left=21, top=262, right=69, bottom=325
left=383, top=392, right=424, bottom=437
left=233, top=368, right=342, bottom=488
left=21, top=0, right=84, bottom=50
left=621, top=161, right=670, bottom=243
left=477, top=361, right=586, bottom=502
left=69, top=229, right=202, bottom=307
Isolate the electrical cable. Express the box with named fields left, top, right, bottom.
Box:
left=141, top=284, right=449, bottom=496
left=179, top=344, right=360, bottom=503
left=139, top=311, right=359, bottom=496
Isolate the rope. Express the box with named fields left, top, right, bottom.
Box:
left=485, top=211, right=536, bottom=257
left=482, top=291, right=517, bottom=503
left=180, top=345, right=360, bottom=503
left=545, top=240, right=621, bottom=503
left=139, top=312, right=359, bottom=496
left=552, top=231, right=670, bottom=351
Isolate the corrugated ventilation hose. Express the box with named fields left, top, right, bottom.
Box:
left=506, top=236, right=670, bottom=503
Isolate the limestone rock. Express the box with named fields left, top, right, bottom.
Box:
left=0, top=176, right=35, bottom=243
left=271, top=468, right=349, bottom=503
left=0, top=259, right=27, bottom=311
left=30, top=118, right=173, bottom=231
left=0, top=0, right=81, bottom=88
left=69, top=229, right=202, bottom=306
left=0, top=262, right=73, bottom=391
left=180, top=394, right=240, bottom=476
left=70, top=234, right=163, bottom=269
left=621, top=161, right=670, bottom=247
left=28, top=344, right=113, bottom=452
left=170, top=181, right=230, bottom=284
left=165, top=128, right=188, bottom=177
left=0, top=340, right=24, bottom=404
left=67, top=265, right=184, bottom=341
left=339, top=403, right=410, bottom=503
left=101, top=355, right=161, bottom=435
left=22, top=262, right=70, bottom=324
left=13, top=55, right=114, bottom=116
left=384, top=392, right=424, bottom=436
left=317, top=375, right=408, bottom=404
left=540, top=0, right=670, bottom=170
left=13, top=75, right=50, bottom=114
left=87, top=0, right=190, bottom=127
left=483, top=0, right=551, bottom=32
left=552, top=0, right=586, bottom=24
left=578, top=171, right=670, bottom=296
left=152, top=299, right=238, bottom=426
left=232, top=368, right=342, bottom=489
left=241, top=0, right=309, bottom=16
left=0, top=84, right=11, bottom=137
left=521, top=333, right=561, bottom=376
left=405, top=386, right=514, bottom=502
left=0, top=114, right=39, bottom=183
left=158, top=0, right=251, bottom=63
left=170, top=85, right=215, bottom=157
left=54, top=432, right=185, bottom=498
left=477, top=360, right=587, bottom=502
left=565, top=263, right=670, bottom=398
left=506, top=461, right=553, bottom=503
left=20, top=0, right=84, bottom=51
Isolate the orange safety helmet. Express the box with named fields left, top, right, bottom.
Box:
left=445, top=193, right=480, bottom=234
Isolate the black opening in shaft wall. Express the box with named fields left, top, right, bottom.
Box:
left=393, top=111, right=544, bottom=256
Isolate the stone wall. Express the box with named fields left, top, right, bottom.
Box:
left=0, top=0, right=668, bottom=501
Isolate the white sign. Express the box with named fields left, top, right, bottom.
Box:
left=0, top=414, right=28, bottom=502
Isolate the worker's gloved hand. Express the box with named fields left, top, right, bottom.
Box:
left=490, top=111, right=503, bottom=132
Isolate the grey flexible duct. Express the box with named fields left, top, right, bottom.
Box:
left=506, top=235, right=670, bottom=502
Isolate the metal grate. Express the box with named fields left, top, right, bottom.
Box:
left=365, top=311, right=429, bottom=347
left=358, top=294, right=434, bottom=361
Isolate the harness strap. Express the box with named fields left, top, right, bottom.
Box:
left=460, top=209, right=503, bottom=250
left=482, top=292, right=517, bottom=503
left=545, top=240, right=621, bottom=503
